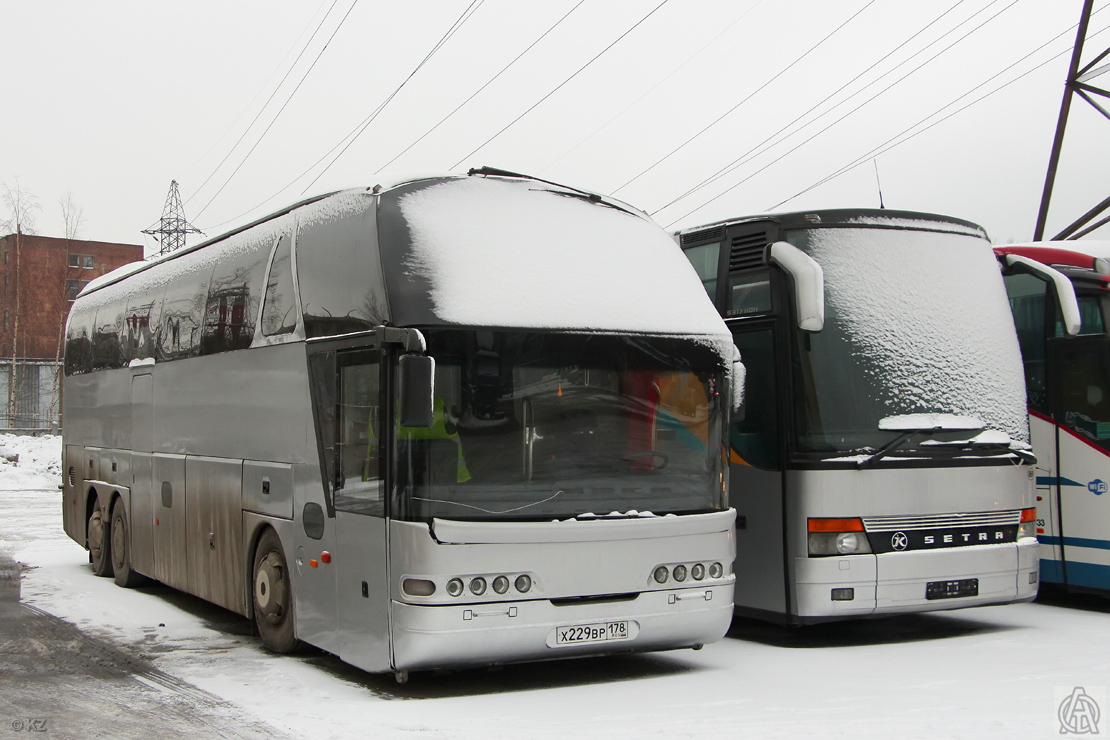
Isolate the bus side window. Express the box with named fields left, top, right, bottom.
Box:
left=1004, top=273, right=1051, bottom=415
left=730, top=327, right=779, bottom=470
left=201, top=238, right=268, bottom=354
left=262, top=234, right=297, bottom=337
left=1056, top=343, right=1110, bottom=450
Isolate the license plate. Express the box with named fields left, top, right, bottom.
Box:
left=555, top=621, right=629, bottom=645
left=926, top=578, right=979, bottom=600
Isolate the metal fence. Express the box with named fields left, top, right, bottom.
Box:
left=0, top=361, right=62, bottom=433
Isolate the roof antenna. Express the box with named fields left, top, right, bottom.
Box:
left=873, top=159, right=885, bottom=210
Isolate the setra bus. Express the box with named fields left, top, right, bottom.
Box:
left=995, top=241, right=1110, bottom=596
left=61, top=168, right=741, bottom=681
left=676, top=208, right=1039, bottom=625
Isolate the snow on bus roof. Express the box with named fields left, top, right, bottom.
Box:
left=398, top=176, right=730, bottom=341
left=77, top=188, right=374, bottom=306
left=846, top=215, right=987, bottom=238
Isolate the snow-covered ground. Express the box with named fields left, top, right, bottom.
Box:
left=0, top=433, right=1106, bottom=739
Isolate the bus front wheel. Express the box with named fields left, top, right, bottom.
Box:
left=87, top=500, right=113, bottom=578
left=252, top=529, right=301, bottom=653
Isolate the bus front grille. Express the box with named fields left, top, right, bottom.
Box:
left=862, top=510, right=1020, bottom=532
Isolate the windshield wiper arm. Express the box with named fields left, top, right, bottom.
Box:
left=856, top=430, right=922, bottom=470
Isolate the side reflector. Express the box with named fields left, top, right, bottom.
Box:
left=808, top=517, right=864, bottom=533
left=309, top=559, right=318, bottom=568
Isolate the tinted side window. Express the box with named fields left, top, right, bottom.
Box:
left=64, top=302, right=96, bottom=375
left=156, top=250, right=213, bottom=362
left=201, top=238, right=269, bottom=354
left=91, top=300, right=125, bottom=371
left=683, top=242, right=721, bottom=302
left=298, top=212, right=389, bottom=339
left=262, top=234, right=297, bottom=337
left=730, top=327, right=779, bottom=470
left=1004, top=273, right=1049, bottom=413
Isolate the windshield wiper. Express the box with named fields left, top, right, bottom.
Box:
left=857, top=415, right=1034, bottom=469
left=857, top=415, right=985, bottom=470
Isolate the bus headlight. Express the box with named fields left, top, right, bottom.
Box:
left=446, top=578, right=464, bottom=597
left=808, top=518, right=872, bottom=556
left=469, top=577, right=487, bottom=595
left=492, top=575, right=510, bottom=594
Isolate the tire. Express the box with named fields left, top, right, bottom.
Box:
left=252, top=529, right=301, bottom=653
left=87, top=499, right=114, bottom=578
left=111, top=501, right=150, bottom=588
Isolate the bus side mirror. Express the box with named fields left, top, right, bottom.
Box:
left=768, top=241, right=824, bottom=332
left=399, top=355, right=435, bottom=428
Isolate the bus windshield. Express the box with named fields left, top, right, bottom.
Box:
left=393, top=330, right=727, bottom=521
left=786, top=224, right=1029, bottom=456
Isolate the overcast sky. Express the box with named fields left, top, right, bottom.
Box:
left=2, top=0, right=1108, bottom=254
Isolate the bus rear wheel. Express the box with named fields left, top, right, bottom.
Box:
left=252, top=529, right=301, bottom=653
left=110, top=501, right=149, bottom=588
left=87, top=500, right=113, bottom=578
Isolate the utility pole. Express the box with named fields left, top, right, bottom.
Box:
left=1034, top=0, right=1110, bottom=240
left=143, top=180, right=202, bottom=256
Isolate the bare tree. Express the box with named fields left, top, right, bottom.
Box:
left=2, top=179, right=42, bottom=428
left=60, top=192, right=84, bottom=240
left=48, top=192, right=87, bottom=431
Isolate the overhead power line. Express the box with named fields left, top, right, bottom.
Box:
left=375, top=1, right=586, bottom=173
left=661, top=0, right=1026, bottom=225
left=538, top=0, right=768, bottom=176
left=195, top=0, right=361, bottom=221
left=765, top=19, right=1110, bottom=215
left=612, top=0, right=877, bottom=196
left=302, top=0, right=486, bottom=192
left=187, top=0, right=342, bottom=206
left=200, top=1, right=484, bottom=232
left=652, top=0, right=976, bottom=216
left=449, top=0, right=672, bottom=170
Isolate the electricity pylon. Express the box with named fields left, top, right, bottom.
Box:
left=143, top=180, right=203, bottom=255
left=1034, top=0, right=1110, bottom=240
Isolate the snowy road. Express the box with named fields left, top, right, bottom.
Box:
left=0, top=440, right=1107, bottom=739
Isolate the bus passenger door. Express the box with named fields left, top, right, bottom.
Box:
left=728, top=323, right=788, bottom=617
left=1049, top=337, right=1110, bottom=591
left=309, top=346, right=392, bottom=672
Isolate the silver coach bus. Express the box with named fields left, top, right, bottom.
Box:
left=678, top=209, right=1039, bottom=625
left=61, top=169, right=740, bottom=681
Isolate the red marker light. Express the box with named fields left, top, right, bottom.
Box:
left=321, top=552, right=332, bottom=564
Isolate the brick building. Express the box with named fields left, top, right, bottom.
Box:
left=0, top=232, right=143, bottom=430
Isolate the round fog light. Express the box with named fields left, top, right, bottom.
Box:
left=653, top=566, right=669, bottom=584
left=708, top=562, right=723, bottom=579
left=446, top=578, right=464, bottom=597
left=691, top=563, right=705, bottom=581
left=514, top=574, right=531, bottom=593
left=492, top=575, right=509, bottom=594
left=673, top=565, right=688, bottom=582
left=469, top=577, right=487, bottom=595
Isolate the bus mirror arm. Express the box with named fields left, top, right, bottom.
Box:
left=999, top=254, right=1082, bottom=336
left=399, top=355, right=435, bottom=428
left=768, top=241, right=824, bottom=332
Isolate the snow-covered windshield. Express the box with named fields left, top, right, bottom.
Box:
left=787, top=225, right=1028, bottom=454
left=393, top=329, right=727, bottom=521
